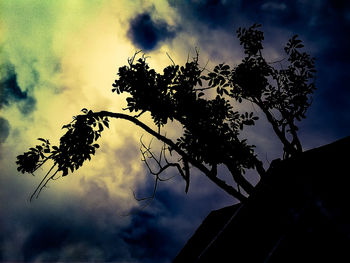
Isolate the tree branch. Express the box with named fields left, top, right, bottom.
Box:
left=207, top=165, right=247, bottom=202
left=253, top=100, right=298, bottom=158
left=87, top=111, right=247, bottom=202
left=225, top=162, right=255, bottom=195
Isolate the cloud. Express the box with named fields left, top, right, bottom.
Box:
left=0, top=174, right=231, bottom=263
left=22, top=221, right=70, bottom=262
left=0, top=171, right=134, bottom=262
left=168, top=0, right=242, bottom=29
left=261, top=2, right=287, bottom=11
left=127, top=12, right=177, bottom=51
left=0, top=117, right=10, bottom=144
left=18, top=207, right=132, bottom=262
left=121, top=209, right=175, bottom=263
left=0, top=65, right=36, bottom=115
left=0, top=0, right=111, bottom=117
left=0, top=155, right=234, bottom=262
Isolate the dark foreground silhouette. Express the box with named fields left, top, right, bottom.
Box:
left=174, top=136, right=350, bottom=263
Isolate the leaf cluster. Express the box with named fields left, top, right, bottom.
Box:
left=112, top=53, right=259, bottom=173
left=16, top=109, right=110, bottom=177
left=16, top=138, right=52, bottom=174
left=231, top=25, right=315, bottom=156
left=112, top=54, right=202, bottom=127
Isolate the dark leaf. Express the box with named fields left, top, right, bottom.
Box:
left=103, top=120, right=109, bottom=128
left=98, top=123, right=104, bottom=132
left=62, top=168, right=68, bottom=177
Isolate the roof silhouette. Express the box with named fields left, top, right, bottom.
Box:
left=174, top=136, right=350, bottom=262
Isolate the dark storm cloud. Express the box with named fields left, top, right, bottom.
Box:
left=170, top=0, right=350, bottom=142
left=0, top=192, right=173, bottom=262
left=0, top=168, right=233, bottom=263
left=292, top=2, right=350, bottom=141
left=168, top=0, right=242, bottom=29
left=121, top=169, right=238, bottom=263
left=0, top=74, right=26, bottom=103
left=168, top=0, right=350, bottom=51
left=121, top=209, right=178, bottom=263
left=0, top=67, right=36, bottom=115
left=0, top=117, right=10, bottom=144
left=127, top=12, right=177, bottom=51
left=22, top=222, right=70, bottom=262
left=301, top=60, right=350, bottom=141
left=169, top=0, right=348, bottom=39
left=4, top=200, right=131, bottom=262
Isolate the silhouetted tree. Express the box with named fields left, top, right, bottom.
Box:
left=16, top=24, right=316, bottom=202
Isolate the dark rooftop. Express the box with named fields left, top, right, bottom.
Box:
left=174, top=136, right=350, bottom=262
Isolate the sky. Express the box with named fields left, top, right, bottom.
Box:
left=1, top=0, right=350, bottom=262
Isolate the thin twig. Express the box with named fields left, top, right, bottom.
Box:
left=134, top=110, right=145, bottom=118
left=30, top=163, right=57, bottom=202
left=35, top=169, right=59, bottom=200
left=267, top=57, right=286, bottom=65
left=166, top=52, right=175, bottom=66
left=194, top=86, right=215, bottom=92
left=128, top=50, right=142, bottom=65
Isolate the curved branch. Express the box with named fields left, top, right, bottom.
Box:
left=88, top=111, right=211, bottom=174
left=208, top=164, right=247, bottom=202
left=87, top=111, right=247, bottom=202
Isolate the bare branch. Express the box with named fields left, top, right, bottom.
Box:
left=267, top=57, right=286, bottom=65
left=140, top=137, right=188, bottom=189
left=133, top=177, right=159, bottom=202
left=194, top=86, right=216, bottom=92
left=166, top=52, right=175, bottom=66
left=132, top=177, right=159, bottom=210
left=135, top=134, right=196, bottom=207
left=134, top=110, right=146, bottom=118
left=34, top=169, right=59, bottom=200
left=128, top=50, right=142, bottom=65
left=30, top=163, right=57, bottom=202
